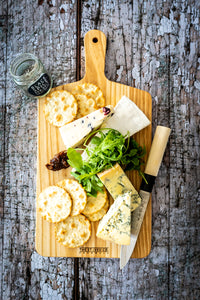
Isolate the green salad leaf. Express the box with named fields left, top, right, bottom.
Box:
left=67, top=148, right=83, bottom=170
left=67, top=128, right=146, bottom=197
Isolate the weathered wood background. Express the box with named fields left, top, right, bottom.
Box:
left=0, top=0, right=199, bottom=299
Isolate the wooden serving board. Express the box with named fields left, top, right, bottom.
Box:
left=36, top=30, right=152, bottom=258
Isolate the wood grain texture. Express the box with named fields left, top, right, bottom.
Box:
left=1, top=0, right=200, bottom=299
left=36, top=29, right=152, bottom=259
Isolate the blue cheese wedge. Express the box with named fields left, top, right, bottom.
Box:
left=96, top=193, right=131, bottom=245
left=98, top=163, right=141, bottom=211
left=59, top=105, right=114, bottom=149
left=102, top=95, right=150, bottom=136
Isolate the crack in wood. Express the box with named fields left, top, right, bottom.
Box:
left=73, top=1, right=82, bottom=299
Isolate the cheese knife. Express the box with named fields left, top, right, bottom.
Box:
left=120, top=126, right=171, bottom=269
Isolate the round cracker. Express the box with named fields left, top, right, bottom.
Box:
left=84, top=198, right=109, bottom=222
left=74, top=93, right=97, bottom=118
left=43, top=90, right=77, bottom=127
left=57, top=179, right=87, bottom=216
left=82, top=189, right=107, bottom=216
left=72, top=83, right=105, bottom=108
left=55, top=214, right=91, bottom=247
left=38, top=185, right=72, bottom=223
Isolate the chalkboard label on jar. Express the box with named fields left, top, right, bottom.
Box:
left=28, top=73, right=51, bottom=96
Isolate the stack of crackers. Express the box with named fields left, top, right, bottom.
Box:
left=38, top=179, right=109, bottom=248
left=43, top=83, right=105, bottom=127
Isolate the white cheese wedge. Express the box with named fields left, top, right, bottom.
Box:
left=96, top=193, right=131, bottom=245
left=102, top=95, right=150, bottom=136
left=59, top=105, right=114, bottom=149
left=98, top=163, right=141, bottom=212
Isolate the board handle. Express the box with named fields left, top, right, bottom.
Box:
left=145, top=126, right=171, bottom=177
left=83, top=30, right=107, bottom=83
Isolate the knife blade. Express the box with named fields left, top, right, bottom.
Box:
left=120, top=126, right=171, bottom=269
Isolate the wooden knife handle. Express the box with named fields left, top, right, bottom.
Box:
left=83, top=30, right=107, bottom=82
left=145, top=126, right=171, bottom=177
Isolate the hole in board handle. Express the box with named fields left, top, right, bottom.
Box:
left=92, top=37, right=98, bottom=43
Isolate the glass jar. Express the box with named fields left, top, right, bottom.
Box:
left=10, top=53, right=53, bottom=98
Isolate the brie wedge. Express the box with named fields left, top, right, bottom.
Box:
left=102, top=95, right=150, bottom=136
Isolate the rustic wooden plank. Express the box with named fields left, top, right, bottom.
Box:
left=165, top=0, right=200, bottom=296
left=1, top=1, right=78, bottom=299
left=0, top=2, right=8, bottom=299
left=79, top=0, right=200, bottom=299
